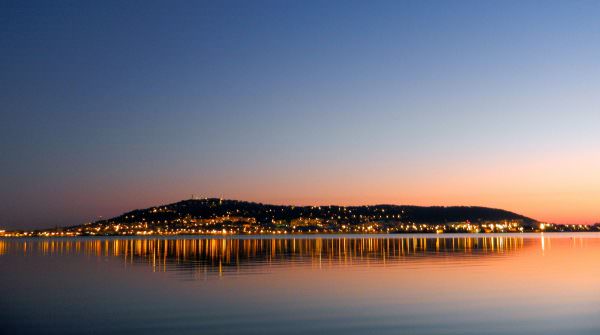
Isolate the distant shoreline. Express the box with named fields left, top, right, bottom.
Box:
left=2, top=198, right=597, bottom=237
left=2, top=231, right=600, bottom=238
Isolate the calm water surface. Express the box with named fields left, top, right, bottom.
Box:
left=1, top=234, right=600, bottom=334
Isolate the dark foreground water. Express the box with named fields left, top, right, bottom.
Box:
left=1, top=234, right=600, bottom=334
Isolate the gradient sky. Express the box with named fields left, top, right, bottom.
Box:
left=1, top=0, right=600, bottom=229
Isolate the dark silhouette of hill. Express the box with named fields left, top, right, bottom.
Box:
left=95, top=198, right=537, bottom=227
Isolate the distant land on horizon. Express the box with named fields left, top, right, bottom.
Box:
left=7, top=198, right=576, bottom=237
left=102, top=197, right=539, bottom=226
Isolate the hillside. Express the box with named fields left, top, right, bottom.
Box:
left=68, top=198, right=538, bottom=234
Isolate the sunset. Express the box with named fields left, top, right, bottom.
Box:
left=2, top=1, right=599, bottom=229
left=1, top=1, right=600, bottom=334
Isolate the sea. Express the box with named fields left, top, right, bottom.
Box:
left=1, top=233, right=599, bottom=334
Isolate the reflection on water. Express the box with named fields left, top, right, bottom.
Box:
left=2, top=234, right=600, bottom=335
left=2, top=235, right=529, bottom=277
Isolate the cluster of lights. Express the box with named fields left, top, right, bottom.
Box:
left=0, top=199, right=596, bottom=237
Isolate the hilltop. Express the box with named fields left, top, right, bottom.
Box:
left=47, top=198, right=538, bottom=236
left=104, top=198, right=536, bottom=225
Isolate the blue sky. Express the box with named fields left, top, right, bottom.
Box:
left=2, top=0, right=600, bottom=229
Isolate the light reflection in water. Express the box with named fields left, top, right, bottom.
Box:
left=2, top=234, right=600, bottom=335
left=1, top=235, right=531, bottom=278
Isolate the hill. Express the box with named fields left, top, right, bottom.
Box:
left=102, top=198, right=536, bottom=225
left=62, top=198, right=538, bottom=235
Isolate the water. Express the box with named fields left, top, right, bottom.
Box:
left=1, top=233, right=599, bottom=334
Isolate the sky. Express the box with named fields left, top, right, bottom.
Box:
left=1, top=0, right=600, bottom=229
